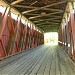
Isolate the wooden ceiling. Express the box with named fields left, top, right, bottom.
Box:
left=4, top=0, right=68, bottom=32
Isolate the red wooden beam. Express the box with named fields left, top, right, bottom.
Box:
left=9, top=13, right=15, bottom=34
left=0, top=39, right=6, bottom=56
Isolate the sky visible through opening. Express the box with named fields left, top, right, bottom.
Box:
left=44, top=32, right=58, bottom=45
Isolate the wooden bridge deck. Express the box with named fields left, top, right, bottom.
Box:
left=0, top=45, right=75, bottom=75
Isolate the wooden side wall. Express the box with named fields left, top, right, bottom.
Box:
left=59, top=4, right=75, bottom=60
left=0, top=6, right=44, bottom=59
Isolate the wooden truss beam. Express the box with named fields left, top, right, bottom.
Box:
left=39, top=27, right=59, bottom=29
left=43, top=8, right=64, bottom=12
left=38, top=25, right=59, bottom=27
left=36, top=23, right=60, bottom=26
left=41, top=27, right=59, bottom=30
left=29, top=11, right=63, bottom=19
left=43, top=26, right=59, bottom=28
left=22, top=1, right=66, bottom=14
left=34, top=19, right=61, bottom=23
left=31, top=17, right=62, bottom=21
left=36, top=23, right=59, bottom=25
left=12, top=5, right=64, bottom=12
left=39, top=24, right=58, bottom=26
left=37, top=25, right=59, bottom=27
left=32, top=17, right=62, bottom=21
left=37, top=21, right=59, bottom=24
left=11, top=0, right=24, bottom=5
left=35, top=21, right=60, bottom=24
left=12, top=5, right=38, bottom=9
left=40, top=27, right=59, bottom=31
left=25, top=13, right=40, bottom=16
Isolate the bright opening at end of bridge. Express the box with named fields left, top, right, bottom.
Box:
left=44, top=32, right=58, bottom=45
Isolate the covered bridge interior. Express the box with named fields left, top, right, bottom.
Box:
left=0, top=0, right=75, bottom=75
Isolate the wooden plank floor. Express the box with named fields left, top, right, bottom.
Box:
left=0, top=45, right=75, bottom=75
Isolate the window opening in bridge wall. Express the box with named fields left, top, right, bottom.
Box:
left=25, top=20, right=28, bottom=26
left=21, top=19, right=26, bottom=25
left=28, top=22, right=30, bottom=27
left=0, top=5, right=6, bottom=13
left=11, top=12, right=18, bottom=21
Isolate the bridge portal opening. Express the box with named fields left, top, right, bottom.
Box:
left=44, top=32, right=58, bottom=45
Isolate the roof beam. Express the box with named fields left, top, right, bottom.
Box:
left=35, top=21, right=59, bottom=24
left=35, top=21, right=60, bottom=24
left=25, top=13, right=40, bottom=16
left=32, top=17, right=62, bottom=21
left=34, top=19, right=61, bottom=23
left=22, top=1, right=66, bottom=14
left=36, top=23, right=59, bottom=25
left=38, top=25, right=59, bottom=27
left=36, top=23, right=60, bottom=26
left=11, top=0, right=24, bottom=5
left=40, top=27, right=59, bottom=31
left=39, top=27, right=59, bottom=29
left=43, top=8, right=64, bottom=12
left=29, top=11, right=63, bottom=19
left=31, top=15, right=62, bottom=21
left=12, top=5, right=38, bottom=9
left=40, top=27, right=59, bottom=30
left=30, top=1, right=38, bottom=6
left=12, top=5, right=64, bottom=12
left=41, top=27, right=58, bottom=29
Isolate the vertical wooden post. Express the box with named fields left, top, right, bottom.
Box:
left=58, top=26, right=62, bottom=46
left=70, top=9, right=75, bottom=59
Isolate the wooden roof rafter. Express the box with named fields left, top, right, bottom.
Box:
left=3, top=0, right=69, bottom=32
left=35, top=21, right=61, bottom=24
left=29, top=11, right=63, bottom=19
left=36, top=23, right=60, bottom=26
left=39, top=27, right=59, bottom=30
left=35, top=23, right=60, bottom=25
left=41, top=27, right=59, bottom=31
left=32, top=16, right=62, bottom=21
left=35, top=21, right=60, bottom=24
left=12, top=4, right=64, bottom=12
left=38, top=25, right=59, bottom=27
left=22, top=1, right=67, bottom=14
left=11, top=0, right=24, bottom=5
left=31, top=16, right=62, bottom=21
left=33, top=19, right=61, bottom=23
left=12, top=4, right=38, bottom=9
